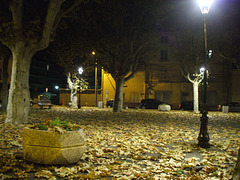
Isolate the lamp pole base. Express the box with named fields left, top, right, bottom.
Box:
left=198, top=114, right=210, bottom=148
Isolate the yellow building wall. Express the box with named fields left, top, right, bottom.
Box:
left=123, top=72, right=145, bottom=102
left=102, top=73, right=115, bottom=102
left=151, top=82, right=193, bottom=109
left=102, top=71, right=145, bottom=104
left=81, top=93, right=102, bottom=106
left=59, top=90, right=102, bottom=107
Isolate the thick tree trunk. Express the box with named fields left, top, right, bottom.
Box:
left=113, top=78, right=124, bottom=112
left=193, top=82, right=199, bottom=113
left=233, top=148, right=240, bottom=180
left=67, top=75, right=78, bottom=108
left=70, top=88, right=78, bottom=108
left=5, top=44, right=32, bottom=124
left=1, top=54, right=10, bottom=112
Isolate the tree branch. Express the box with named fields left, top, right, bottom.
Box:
left=36, top=0, right=65, bottom=51
left=52, top=0, right=83, bottom=33
left=9, top=0, right=23, bottom=46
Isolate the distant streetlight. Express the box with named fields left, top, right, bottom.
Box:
left=78, top=67, right=83, bottom=109
left=197, top=0, right=213, bottom=148
left=78, top=67, right=83, bottom=75
left=200, top=67, right=205, bottom=74
left=55, top=85, right=59, bottom=90
left=92, top=51, right=98, bottom=107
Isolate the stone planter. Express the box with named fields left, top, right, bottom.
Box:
left=158, top=104, right=171, bottom=111
left=23, top=127, right=86, bottom=165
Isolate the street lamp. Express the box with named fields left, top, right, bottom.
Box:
left=200, top=67, right=205, bottom=74
left=197, top=0, right=213, bottom=148
left=92, top=51, right=98, bottom=107
left=78, top=67, right=83, bottom=109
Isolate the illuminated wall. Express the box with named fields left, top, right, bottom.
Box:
left=102, top=71, right=145, bottom=104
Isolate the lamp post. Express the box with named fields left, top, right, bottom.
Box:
left=92, top=51, right=98, bottom=107
left=78, top=67, right=83, bottom=109
left=197, top=0, right=213, bottom=148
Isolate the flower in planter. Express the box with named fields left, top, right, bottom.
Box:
left=23, top=117, right=86, bottom=165
left=29, top=117, right=81, bottom=133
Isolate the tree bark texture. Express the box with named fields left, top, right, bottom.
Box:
left=70, top=89, right=78, bottom=108
left=67, top=74, right=78, bottom=108
left=193, top=82, right=200, bottom=113
left=5, top=43, right=32, bottom=124
left=2, top=0, right=82, bottom=124
left=186, top=73, right=203, bottom=114
left=1, top=54, right=10, bottom=112
left=113, top=78, right=124, bottom=112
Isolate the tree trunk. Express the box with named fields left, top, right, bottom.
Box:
left=5, top=44, right=32, bottom=124
left=70, top=88, right=78, bottom=108
left=193, top=82, right=200, bottom=113
left=233, top=148, right=240, bottom=180
left=113, top=78, right=124, bottom=112
left=67, top=75, right=78, bottom=108
left=1, top=54, right=10, bottom=112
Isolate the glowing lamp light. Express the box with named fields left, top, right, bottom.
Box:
left=78, top=67, right=83, bottom=75
left=200, top=67, right=205, bottom=74
left=197, top=0, right=213, bottom=14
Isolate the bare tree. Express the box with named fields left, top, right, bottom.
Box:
left=67, top=73, right=88, bottom=108
left=84, top=0, right=159, bottom=112
left=0, top=0, right=82, bottom=124
left=46, top=25, right=91, bottom=108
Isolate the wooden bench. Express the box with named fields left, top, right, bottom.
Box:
left=38, top=100, right=52, bottom=109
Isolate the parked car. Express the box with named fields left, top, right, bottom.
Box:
left=106, top=100, right=140, bottom=109
left=179, top=101, right=193, bottom=110
left=218, top=102, right=240, bottom=112
left=106, top=100, right=114, bottom=108
left=139, top=99, right=170, bottom=109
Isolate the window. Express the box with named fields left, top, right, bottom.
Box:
left=160, top=50, right=168, bottom=61
left=161, top=36, right=168, bottom=43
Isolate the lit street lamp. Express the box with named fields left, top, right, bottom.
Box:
left=78, top=67, right=83, bottom=109
left=197, top=0, right=213, bottom=148
left=200, top=67, right=205, bottom=74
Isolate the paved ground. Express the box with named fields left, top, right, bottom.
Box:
left=0, top=106, right=239, bottom=179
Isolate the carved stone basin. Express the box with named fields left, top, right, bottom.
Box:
left=23, top=127, right=86, bottom=165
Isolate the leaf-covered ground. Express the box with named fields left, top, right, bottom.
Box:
left=0, top=106, right=239, bottom=179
